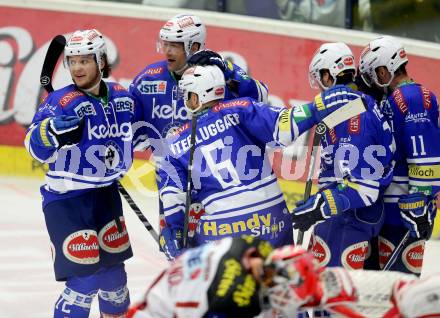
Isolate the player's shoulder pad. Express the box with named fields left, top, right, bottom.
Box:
left=107, top=81, right=129, bottom=94
left=50, top=84, right=87, bottom=108
left=212, top=97, right=254, bottom=112
left=388, top=83, right=434, bottom=115
left=132, top=60, right=168, bottom=84
left=228, top=61, right=251, bottom=81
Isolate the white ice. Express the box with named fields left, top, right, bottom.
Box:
left=1, top=176, right=439, bottom=317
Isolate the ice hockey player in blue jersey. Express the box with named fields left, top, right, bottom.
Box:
left=24, top=29, right=134, bottom=317
left=359, top=36, right=438, bottom=275
left=129, top=13, right=269, bottom=256
left=290, top=42, right=394, bottom=270
left=156, top=64, right=365, bottom=260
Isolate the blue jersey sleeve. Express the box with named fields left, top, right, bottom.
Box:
left=24, top=94, right=64, bottom=163
left=234, top=99, right=317, bottom=148
left=157, top=152, right=187, bottom=229
left=389, top=85, right=440, bottom=197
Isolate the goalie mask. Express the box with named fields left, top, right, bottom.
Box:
left=158, top=14, right=206, bottom=57
left=179, top=65, right=225, bottom=113
left=261, top=246, right=321, bottom=318
left=309, top=42, right=356, bottom=90
left=64, top=29, right=107, bottom=72
left=359, top=35, right=408, bottom=88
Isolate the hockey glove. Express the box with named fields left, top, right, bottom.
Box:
left=309, top=85, right=360, bottom=124
left=159, top=227, right=185, bottom=261
left=187, top=49, right=234, bottom=80
left=32, top=115, right=84, bottom=149
left=291, top=189, right=350, bottom=232
left=398, top=193, right=436, bottom=239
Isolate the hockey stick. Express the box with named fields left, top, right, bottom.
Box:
left=183, top=113, right=198, bottom=248
left=382, top=231, right=410, bottom=271
left=295, top=97, right=366, bottom=246
left=40, top=35, right=66, bottom=93
left=40, top=34, right=159, bottom=241
left=117, top=183, right=159, bottom=243
left=296, top=122, right=327, bottom=246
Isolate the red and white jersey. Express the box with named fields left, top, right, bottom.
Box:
left=132, top=237, right=269, bottom=318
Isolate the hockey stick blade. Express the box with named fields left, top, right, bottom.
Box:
left=40, top=34, right=66, bottom=93
left=322, top=97, right=366, bottom=129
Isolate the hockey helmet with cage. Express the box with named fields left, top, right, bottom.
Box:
left=309, top=42, right=356, bottom=90
left=359, top=35, right=408, bottom=88
left=158, top=13, right=206, bottom=57
left=64, top=29, right=107, bottom=71
left=261, top=246, right=321, bottom=318
left=179, top=65, right=225, bottom=113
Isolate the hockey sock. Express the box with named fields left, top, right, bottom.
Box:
left=53, top=275, right=99, bottom=318
left=98, top=264, right=130, bottom=316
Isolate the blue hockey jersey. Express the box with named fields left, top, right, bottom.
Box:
left=157, top=96, right=348, bottom=247
left=129, top=60, right=268, bottom=154
left=382, top=82, right=440, bottom=225
left=317, top=91, right=394, bottom=209
left=25, top=82, right=135, bottom=207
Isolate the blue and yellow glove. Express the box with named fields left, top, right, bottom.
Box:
left=398, top=193, right=437, bottom=239
left=31, top=115, right=83, bottom=149
left=159, top=227, right=185, bottom=261
left=291, top=189, right=350, bottom=232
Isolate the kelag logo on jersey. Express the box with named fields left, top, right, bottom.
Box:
left=74, top=101, right=96, bottom=118
left=114, top=97, right=134, bottom=113
left=137, top=80, right=167, bottom=95
left=151, top=97, right=189, bottom=120
left=87, top=119, right=132, bottom=141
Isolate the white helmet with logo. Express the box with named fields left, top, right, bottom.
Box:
left=359, top=35, right=408, bottom=88
left=179, top=65, right=225, bottom=113
left=158, top=13, right=206, bottom=57
left=64, top=29, right=107, bottom=70
left=309, top=42, right=356, bottom=90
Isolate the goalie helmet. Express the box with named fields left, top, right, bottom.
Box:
left=64, top=29, right=107, bottom=70
left=262, top=246, right=321, bottom=318
left=179, top=65, right=225, bottom=113
left=158, top=14, right=206, bottom=57
left=309, top=42, right=356, bottom=90
left=359, top=35, right=408, bottom=88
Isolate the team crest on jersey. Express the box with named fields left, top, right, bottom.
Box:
left=341, top=241, right=368, bottom=270
left=74, top=101, right=96, bottom=118
left=62, top=230, right=99, bottom=264
left=402, top=240, right=425, bottom=274
left=310, top=235, right=331, bottom=267
left=60, top=91, right=84, bottom=107
left=137, top=80, right=167, bottom=95
left=378, top=236, right=395, bottom=269
left=98, top=217, right=130, bottom=253
left=104, top=140, right=124, bottom=172
left=212, top=99, right=250, bottom=112
left=144, top=67, right=164, bottom=76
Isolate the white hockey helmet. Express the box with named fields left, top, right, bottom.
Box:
left=64, top=29, right=107, bottom=70
left=309, top=42, right=356, bottom=90
left=158, top=13, right=206, bottom=57
left=359, top=35, right=408, bottom=87
left=179, top=65, right=225, bottom=113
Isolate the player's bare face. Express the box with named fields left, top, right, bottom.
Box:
left=162, top=41, right=187, bottom=72
left=67, top=55, right=101, bottom=90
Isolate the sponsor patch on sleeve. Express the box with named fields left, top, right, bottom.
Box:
left=212, top=99, right=250, bottom=112
left=59, top=91, right=84, bottom=107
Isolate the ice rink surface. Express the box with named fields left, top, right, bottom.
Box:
left=1, top=176, right=439, bottom=317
